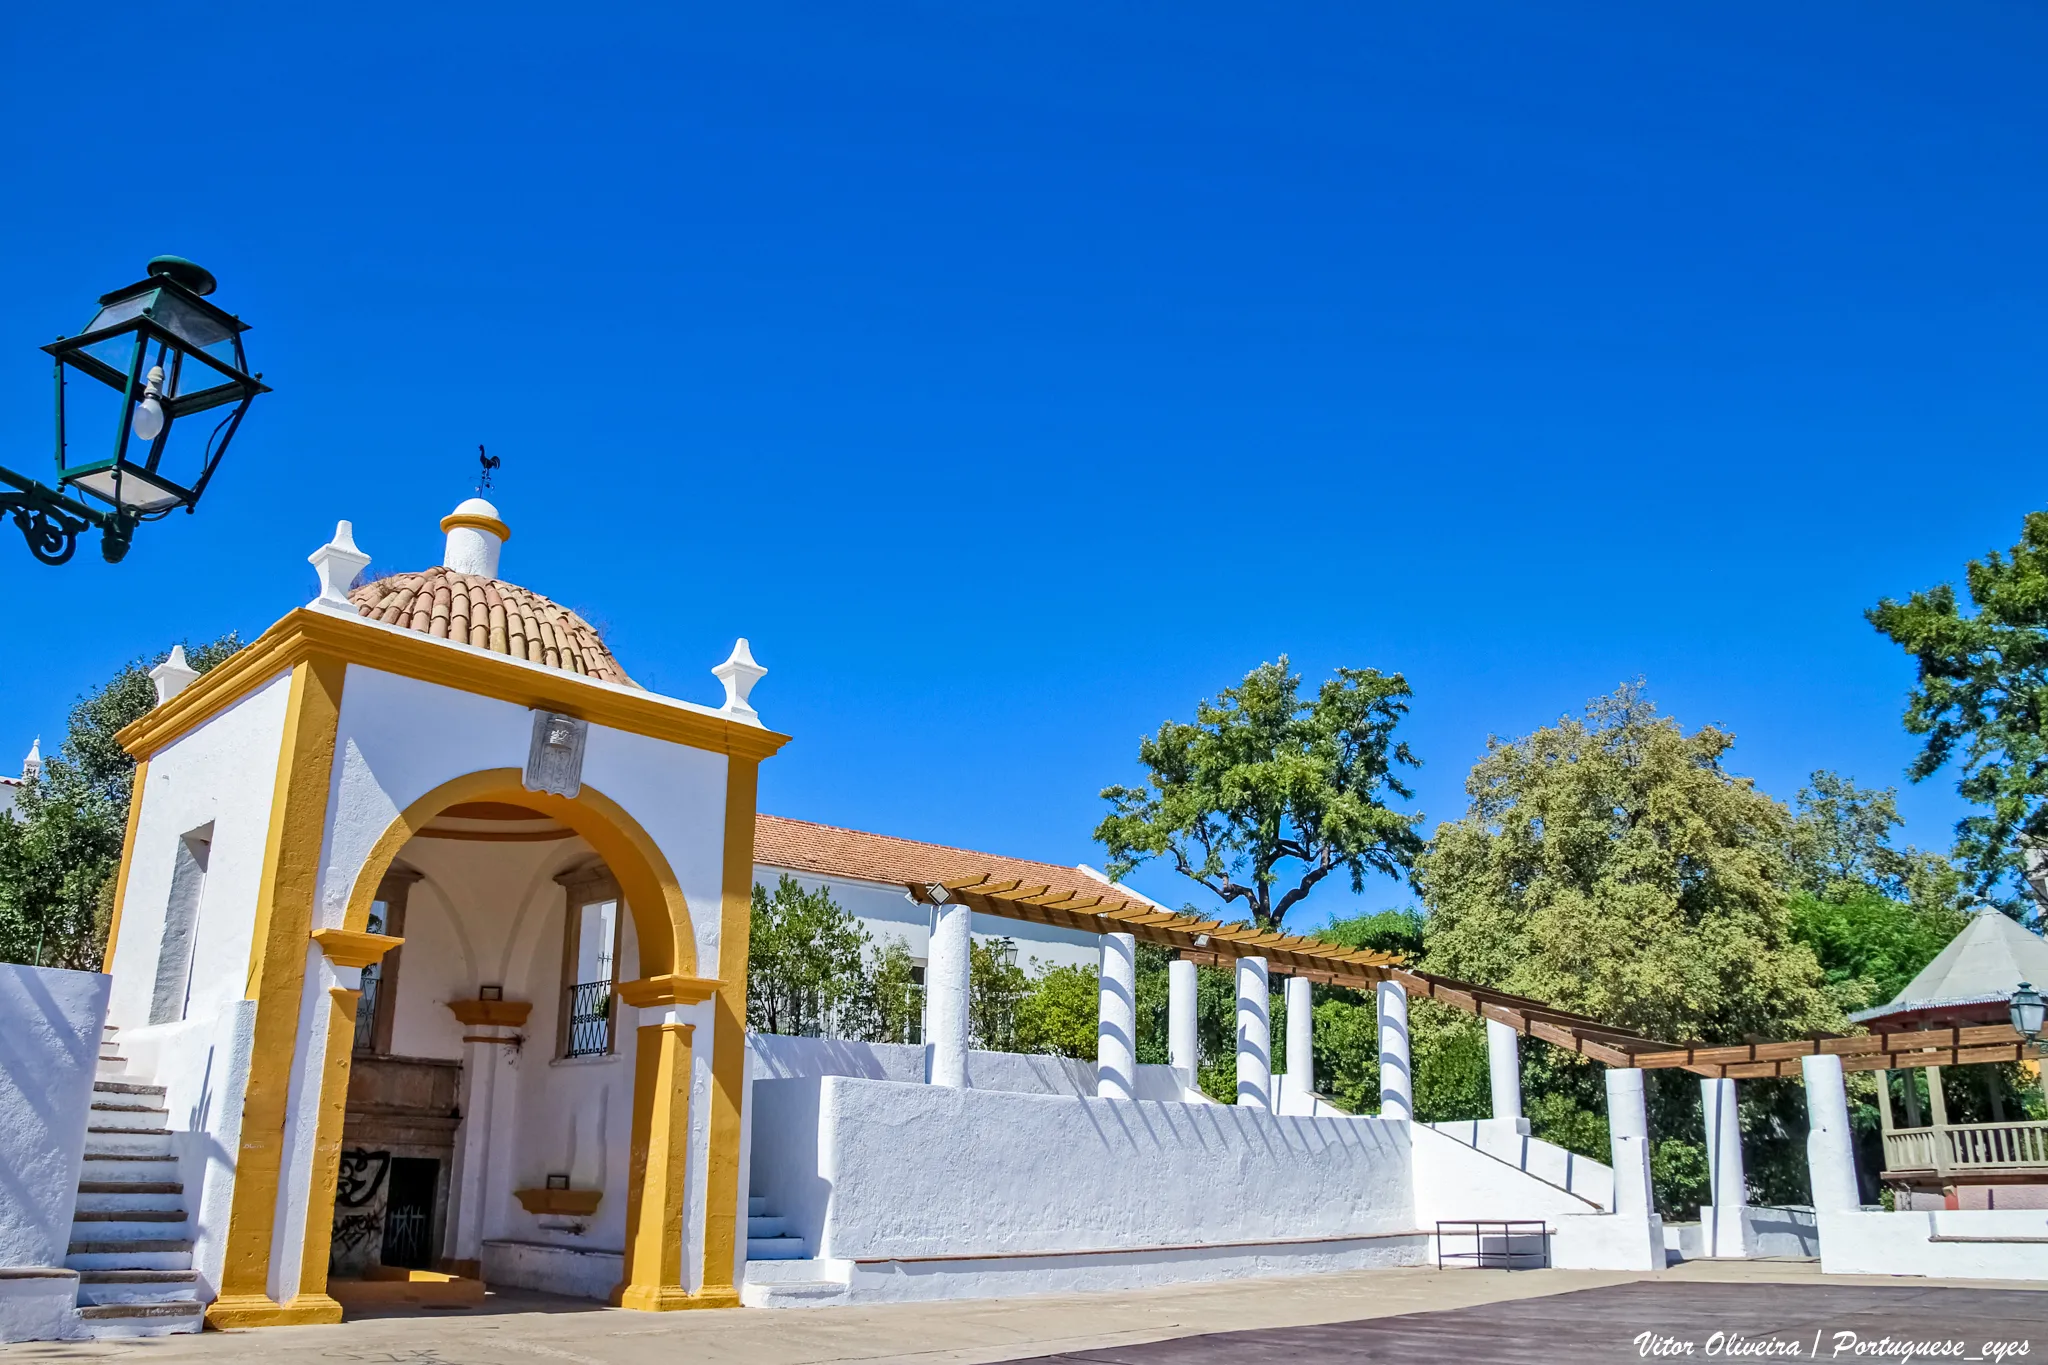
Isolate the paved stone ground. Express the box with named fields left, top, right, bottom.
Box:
left=1004, top=1280, right=2048, bottom=1363
left=4, top=1262, right=2041, bottom=1365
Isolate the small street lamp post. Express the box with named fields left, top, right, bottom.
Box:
left=2011, top=981, right=2046, bottom=1041
left=0, top=255, right=268, bottom=564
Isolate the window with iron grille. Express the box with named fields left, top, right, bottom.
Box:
left=557, top=864, right=623, bottom=1058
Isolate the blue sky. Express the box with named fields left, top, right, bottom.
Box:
left=1, top=3, right=2041, bottom=927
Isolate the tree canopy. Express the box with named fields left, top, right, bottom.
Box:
left=0, top=635, right=240, bottom=969
left=1867, top=509, right=2048, bottom=921
left=1418, top=683, right=1838, bottom=1045
left=1096, top=658, right=1423, bottom=930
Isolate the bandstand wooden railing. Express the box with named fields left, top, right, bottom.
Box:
left=1882, top=1119, right=2048, bottom=1179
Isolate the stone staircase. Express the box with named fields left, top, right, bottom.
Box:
left=62, top=1026, right=203, bottom=1337
left=746, top=1195, right=807, bottom=1260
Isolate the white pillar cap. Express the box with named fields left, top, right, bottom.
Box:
left=309, top=520, right=371, bottom=610
left=713, top=638, right=768, bottom=722
left=148, top=645, right=200, bottom=705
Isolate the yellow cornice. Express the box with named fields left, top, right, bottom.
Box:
left=311, top=927, right=404, bottom=969
left=441, top=511, right=512, bottom=541
left=116, top=607, right=791, bottom=764
left=616, top=973, right=723, bottom=1009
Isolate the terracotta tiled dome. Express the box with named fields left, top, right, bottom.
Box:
left=350, top=566, right=636, bottom=688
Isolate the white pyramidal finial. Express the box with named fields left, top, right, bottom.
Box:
left=712, top=639, right=767, bottom=722
left=148, top=645, right=200, bottom=706
left=441, top=498, right=509, bottom=579
left=22, top=738, right=41, bottom=782
left=309, top=520, right=371, bottom=609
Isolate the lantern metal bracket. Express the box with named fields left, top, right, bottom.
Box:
left=0, top=465, right=135, bottom=565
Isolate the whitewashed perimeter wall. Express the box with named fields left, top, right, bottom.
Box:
left=749, top=1076, right=1413, bottom=1263
left=0, top=965, right=110, bottom=1268
left=752, top=870, right=1100, bottom=974
left=749, top=1032, right=1196, bottom=1101
left=1819, top=1209, right=2048, bottom=1280
left=106, top=674, right=294, bottom=1033
left=260, top=663, right=734, bottom=1304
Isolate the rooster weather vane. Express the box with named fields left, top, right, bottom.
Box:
left=476, top=444, right=500, bottom=495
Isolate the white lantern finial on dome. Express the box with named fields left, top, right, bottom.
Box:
left=442, top=498, right=510, bottom=578
left=713, top=639, right=767, bottom=723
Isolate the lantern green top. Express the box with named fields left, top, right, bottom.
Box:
left=145, top=255, right=217, bottom=296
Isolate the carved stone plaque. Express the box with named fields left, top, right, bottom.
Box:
left=524, top=710, right=588, bottom=798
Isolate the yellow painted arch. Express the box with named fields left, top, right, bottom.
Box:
left=339, top=767, right=697, bottom=978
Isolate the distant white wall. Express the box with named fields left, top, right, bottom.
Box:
left=748, top=1076, right=1413, bottom=1265
left=752, top=869, right=1100, bottom=974
left=0, top=965, right=110, bottom=1268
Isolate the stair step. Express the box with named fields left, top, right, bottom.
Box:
left=84, top=1128, right=175, bottom=1157
left=747, top=1215, right=790, bottom=1237
left=93, top=1081, right=166, bottom=1098
left=746, top=1235, right=808, bottom=1261
left=89, top=1105, right=171, bottom=1131
left=66, top=1247, right=193, bottom=1272
left=748, top=1196, right=768, bottom=1216
left=74, top=1189, right=187, bottom=1215
left=78, top=1181, right=183, bottom=1195
left=74, top=1299, right=205, bottom=1337
left=76, top=1270, right=200, bottom=1307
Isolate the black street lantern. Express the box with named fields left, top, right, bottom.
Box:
left=2011, top=981, right=2047, bottom=1041
left=0, top=256, right=268, bottom=564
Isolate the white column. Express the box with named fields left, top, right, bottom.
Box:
left=1701, top=1076, right=1750, bottom=1256
left=927, top=900, right=972, bottom=1088
left=1487, top=1019, right=1524, bottom=1127
left=1376, top=979, right=1412, bottom=1121
left=1284, top=975, right=1314, bottom=1112
left=1235, top=956, right=1271, bottom=1109
left=1167, top=957, right=1198, bottom=1084
left=1801, top=1053, right=1861, bottom=1213
left=1605, top=1067, right=1655, bottom=1218
left=1096, top=932, right=1137, bottom=1100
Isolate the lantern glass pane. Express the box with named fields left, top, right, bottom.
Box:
left=77, top=332, right=147, bottom=380
left=145, top=292, right=236, bottom=351
left=84, top=293, right=154, bottom=336
left=65, top=463, right=187, bottom=513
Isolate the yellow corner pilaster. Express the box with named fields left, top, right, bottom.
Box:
left=206, top=656, right=347, bottom=1331
left=700, top=756, right=759, bottom=1301
left=615, top=1021, right=699, bottom=1311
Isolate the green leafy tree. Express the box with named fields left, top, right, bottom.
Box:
left=1416, top=683, right=1840, bottom=1214
left=0, top=635, right=240, bottom=969
left=747, top=875, right=871, bottom=1036
left=1419, top=683, right=1838, bottom=1045
left=849, top=940, right=926, bottom=1045
left=1867, top=510, right=2048, bottom=920
left=1096, top=658, right=1423, bottom=930
left=969, top=938, right=1029, bottom=1051
left=1014, top=963, right=1100, bottom=1059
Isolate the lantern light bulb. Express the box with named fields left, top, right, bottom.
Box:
left=131, top=366, right=166, bottom=443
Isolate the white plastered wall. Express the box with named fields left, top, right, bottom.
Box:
left=100, top=674, right=294, bottom=1304
left=261, top=664, right=732, bottom=1304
